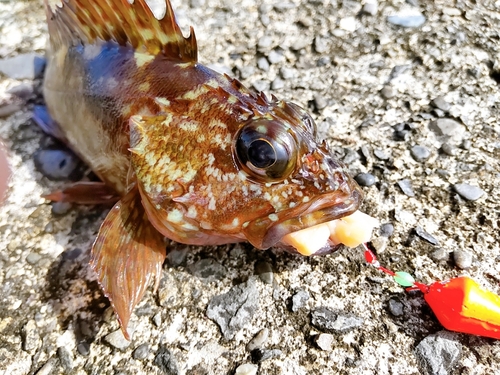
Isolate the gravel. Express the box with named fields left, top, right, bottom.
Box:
left=234, top=363, right=258, bottom=375
left=453, top=249, right=473, bottom=270
left=431, top=97, right=451, bottom=112
left=246, top=328, right=269, bottom=351
left=379, top=223, right=394, bottom=237
left=315, top=333, right=334, bottom=351
left=355, top=172, right=376, bottom=187
left=415, top=227, right=439, bottom=246
left=410, top=145, right=431, bottom=162
left=154, top=347, right=179, bottom=375
left=206, top=277, right=260, bottom=340
left=397, top=179, right=415, bottom=197
left=415, top=333, right=462, bottom=375
left=387, top=13, right=426, bottom=28
left=254, top=260, right=273, bottom=285
left=1, top=0, right=499, bottom=374
left=311, top=307, right=364, bottom=333
left=132, top=343, right=150, bottom=360
left=452, top=183, right=485, bottom=201
left=291, top=289, right=310, bottom=312
left=387, top=298, right=404, bottom=317
left=0, top=53, right=45, bottom=79
left=104, top=329, right=132, bottom=350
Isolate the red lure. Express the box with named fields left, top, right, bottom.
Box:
left=364, top=244, right=500, bottom=339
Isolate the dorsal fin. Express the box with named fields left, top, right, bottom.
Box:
left=45, top=0, right=197, bottom=61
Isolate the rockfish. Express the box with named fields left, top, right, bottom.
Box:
left=42, top=0, right=364, bottom=338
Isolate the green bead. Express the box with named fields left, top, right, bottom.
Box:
left=393, top=271, right=415, bottom=287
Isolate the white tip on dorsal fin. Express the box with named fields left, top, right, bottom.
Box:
left=44, top=0, right=197, bottom=62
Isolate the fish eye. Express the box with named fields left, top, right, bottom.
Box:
left=234, top=120, right=297, bottom=182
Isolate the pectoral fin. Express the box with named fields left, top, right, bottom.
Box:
left=90, top=187, right=166, bottom=339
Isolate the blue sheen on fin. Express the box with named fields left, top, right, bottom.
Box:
left=32, top=105, right=67, bottom=142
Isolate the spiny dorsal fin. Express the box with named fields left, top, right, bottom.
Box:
left=45, top=0, right=197, bottom=61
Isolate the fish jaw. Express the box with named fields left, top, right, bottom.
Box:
left=241, top=176, right=363, bottom=251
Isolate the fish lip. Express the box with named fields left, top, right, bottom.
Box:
left=243, top=182, right=364, bottom=250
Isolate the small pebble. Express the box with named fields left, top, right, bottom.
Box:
left=154, top=347, right=179, bottom=375
left=371, top=237, right=388, bottom=253
left=362, top=0, right=378, bottom=16
left=0, top=53, right=45, bottom=79
left=429, top=118, right=464, bottom=137
left=343, top=149, right=360, bottom=164
left=77, top=342, right=90, bottom=356
left=311, top=307, right=363, bottom=333
left=257, top=57, right=270, bottom=71
left=430, top=248, right=450, bottom=263
left=238, top=65, right=255, bottom=80
left=206, top=278, right=260, bottom=340
left=234, top=363, right=258, bottom=375
left=380, top=85, right=395, bottom=99
left=280, top=67, right=295, bottom=80
left=461, top=139, right=471, bottom=149
left=291, top=290, right=310, bottom=312
left=314, top=36, right=328, bottom=53
left=415, top=332, right=462, bottom=375
left=257, top=36, right=273, bottom=50
left=153, top=312, right=162, bottom=327
left=387, top=298, right=404, bottom=317
left=453, top=249, right=473, bottom=269
left=133, top=343, right=150, bottom=360
left=379, top=223, right=394, bottom=237
left=397, top=179, right=415, bottom=197
left=254, top=261, right=273, bottom=284
left=251, top=348, right=282, bottom=363
left=51, top=201, right=72, bottom=215
left=271, top=77, right=285, bottom=90
left=441, top=143, right=456, bottom=156
left=374, top=149, right=390, bottom=160
left=7, top=83, right=34, bottom=99
left=387, top=13, right=426, bottom=28
left=313, top=94, right=328, bottom=110
left=436, top=169, right=451, bottom=179
left=410, top=145, right=431, bottom=162
left=188, top=258, right=226, bottom=281
left=34, top=149, right=80, bottom=180
left=431, top=97, right=451, bottom=112
left=339, top=17, right=356, bottom=32
left=267, top=50, right=283, bottom=64
left=21, top=320, right=41, bottom=353
left=104, top=329, right=131, bottom=350
left=316, top=56, right=331, bottom=67
left=252, top=80, right=270, bottom=92
left=26, top=252, right=42, bottom=265
left=415, top=227, right=439, bottom=245
left=315, top=333, right=334, bottom=351
left=355, top=173, right=376, bottom=187
left=167, top=247, right=188, bottom=266
left=453, top=183, right=485, bottom=201
left=57, top=346, right=74, bottom=372
left=246, top=328, right=269, bottom=351
left=35, top=357, right=58, bottom=375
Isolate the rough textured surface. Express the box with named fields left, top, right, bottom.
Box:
left=0, top=0, right=499, bottom=374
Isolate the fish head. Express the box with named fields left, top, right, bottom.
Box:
left=129, top=82, right=362, bottom=254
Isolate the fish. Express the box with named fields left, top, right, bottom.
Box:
left=42, top=0, right=363, bottom=338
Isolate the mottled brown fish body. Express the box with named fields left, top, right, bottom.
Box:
left=43, top=0, right=363, bottom=338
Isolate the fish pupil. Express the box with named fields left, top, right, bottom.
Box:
left=248, top=139, right=276, bottom=168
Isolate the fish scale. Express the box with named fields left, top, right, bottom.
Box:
left=42, top=0, right=363, bottom=338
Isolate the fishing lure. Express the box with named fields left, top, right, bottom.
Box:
left=364, top=244, right=500, bottom=339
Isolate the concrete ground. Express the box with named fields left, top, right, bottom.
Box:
left=0, top=0, right=499, bottom=374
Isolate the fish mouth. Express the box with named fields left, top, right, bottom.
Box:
left=242, top=181, right=363, bottom=252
